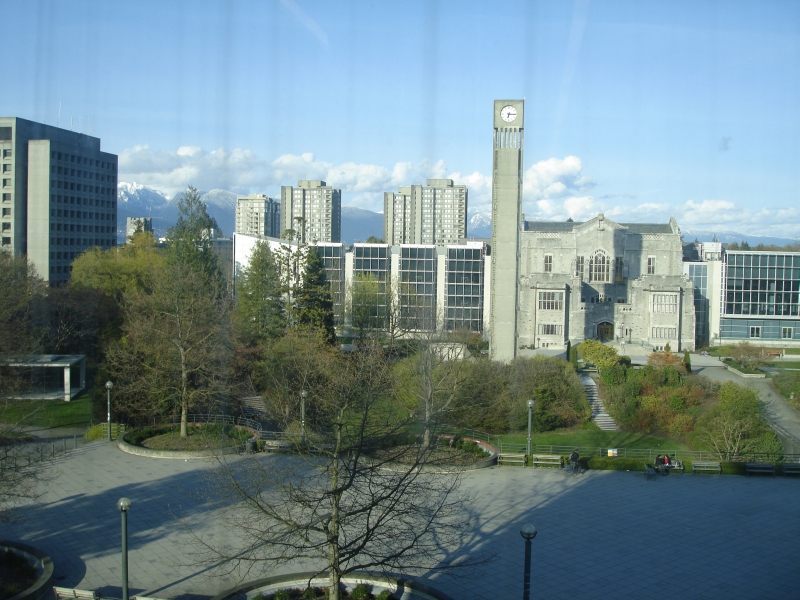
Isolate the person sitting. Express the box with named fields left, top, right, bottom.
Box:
left=662, top=454, right=671, bottom=475
left=655, top=454, right=664, bottom=474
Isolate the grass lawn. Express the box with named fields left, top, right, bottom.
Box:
left=1, top=394, right=94, bottom=428
left=498, top=429, right=692, bottom=451
left=767, top=361, right=800, bottom=369
left=772, top=371, right=800, bottom=410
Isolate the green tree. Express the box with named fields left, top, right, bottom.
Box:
left=0, top=254, right=45, bottom=356
left=294, top=246, right=336, bottom=344
left=70, top=230, right=166, bottom=302
left=166, top=185, right=221, bottom=283
left=577, top=339, right=620, bottom=371
left=233, top=240, right=285, bottom=345
left=104, top=262, right=230, bottom=435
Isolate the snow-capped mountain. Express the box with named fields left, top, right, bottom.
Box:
left=117, top=183, right=236, bottom=240
left=468, top=210, right=492, bottom=238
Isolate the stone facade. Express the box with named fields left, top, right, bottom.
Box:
left=516, top=213, right=695, bottom=351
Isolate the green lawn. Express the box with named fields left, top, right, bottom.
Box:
left=1, top=395, right=94, bottom=428
left=498, top=429, right=692, bottom=451
left=767, top=361, right=800, bottom=369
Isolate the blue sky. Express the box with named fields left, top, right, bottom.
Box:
left=3, top=0, right=800, bottom=236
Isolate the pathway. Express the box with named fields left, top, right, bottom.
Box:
left=580, top=372, right=618, bottom=430
left=1, top=441, right=799, bottom=600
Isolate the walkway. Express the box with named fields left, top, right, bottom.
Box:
left=4, top=441, right=799, bottom=599
left=581, top=372, right=618, bottom=430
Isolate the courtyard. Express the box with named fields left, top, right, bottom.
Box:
left=1, top=440, right=799, bottom=600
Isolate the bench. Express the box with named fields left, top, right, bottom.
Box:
left=666, top=462, right=685, bottom=474
left=644, top=462, right=657, bottom=481
left=745, top=462, right=776, bottom=476
left=497, top=453, right=527, bottom=467
left=782, top=462, right=800, bottom=477
left=531, top=454, right=564, bottom=468
left=54, top=589, right=98, bottom=600
left=692, top=461, right=722, bottom=474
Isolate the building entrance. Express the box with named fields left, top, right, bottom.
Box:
left=597, top=322, right=614, bottom=341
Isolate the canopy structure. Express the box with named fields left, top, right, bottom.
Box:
left=1, top=355, right=86, bottom=402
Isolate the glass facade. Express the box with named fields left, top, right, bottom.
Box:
left=445, top=246, right=484, bottom=332
left=352, top=245, right=390, bottom=329
left=399, top=246, right=436, bottom=330
left=724, top=252, right=800, bottom=316
left=721, top=252, right=800, bottom=340
left=686, top=263, right=709, bottom=347
left=316, top=243, right=345, bottom=325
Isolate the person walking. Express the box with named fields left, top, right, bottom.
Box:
left=569, top=448, right=580, bottom=475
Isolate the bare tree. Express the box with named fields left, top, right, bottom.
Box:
left=195, top=338, right=488, bottom=599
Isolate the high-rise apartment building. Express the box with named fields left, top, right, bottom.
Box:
left=280, top=180, right=341, bottom=243
left=0, top=117, right=118, bottom=285
left=383, top=179, right=467, bottom=246
left=235, top=194, right=281, bottom=238
left=125, top=216, right=153, bottom=240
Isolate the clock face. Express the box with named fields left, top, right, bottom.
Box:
left=500, top=105, right=517, bottom=122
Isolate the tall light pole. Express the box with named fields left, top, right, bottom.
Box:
left=300, top=390, right=307, bottom=446
left=520, top=523, right=537, bottom=600
left=619, top=322, right=625, bottom=357
left=526, top=399, right=534, bottom=457
left=106, top=381, right=113, bottom=441
left=117, top=497, right=132, bottom=600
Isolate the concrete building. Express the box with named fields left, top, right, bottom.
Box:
left=280, top=180, right=341, bottom=243
left=490, top=100, right=525, bottom=361
left=125, top=216, right=153, bottom=241
left=684, top=244, right=800, bottom=348
left=235, top=194, right=280, bottom=238
left=232, top=233, right=490, bottom=334
left=0, top=117, right=118, bottom=284
left=383, top=179, right=468, bottom=245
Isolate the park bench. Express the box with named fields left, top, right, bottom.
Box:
left=531, top=454, right=564, bottom=468
left=692, top=461, right=722, bottom=474
left=54, top=589, right=98, bottom=600
left=666, top=461, right=685, bottom=474
left=745, top=462, right=776, bottom=476
left=497, top=453, right=527, bottom=467
left=644, top=462, right=657, bottom=481
left=782, top=462, right=800, bottom=477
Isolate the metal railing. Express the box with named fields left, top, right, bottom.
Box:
left=164, top=414, right=264, bottom=433
left=496, top=442, right=800, bottom=463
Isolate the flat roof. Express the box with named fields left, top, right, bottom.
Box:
left=1, top=354, right=85, bottom=367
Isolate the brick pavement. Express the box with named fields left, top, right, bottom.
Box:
left=1, top=441, right=799, bottom=599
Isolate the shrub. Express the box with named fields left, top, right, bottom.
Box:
left=375, top=591, right=393, bottom=600
left=583, top=457, right=646, bottom=471
left=350, top=583, right=371, bottom=600
left=273, top=590, right=291, bottom=600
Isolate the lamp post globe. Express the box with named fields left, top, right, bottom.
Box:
left=106, top=381, right=113, bottom=441
left=520, top=523, right=537, bottom=600
left=526, top=400, right=534, bottom=456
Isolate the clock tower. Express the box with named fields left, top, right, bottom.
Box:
left=490, top=99, right=524, bottom=362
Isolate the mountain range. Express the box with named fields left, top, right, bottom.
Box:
left=117, top=183, right=798, bottom=248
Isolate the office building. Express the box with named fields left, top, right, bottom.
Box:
left=125, top=216, right=153, bottom=241
left=383, top=179, right=468, bottom=246
left=280, top=180, right=341, bottom=243
left=235, top=194, right=281, bottom=238
left=0, top=117, right=118, bottom=285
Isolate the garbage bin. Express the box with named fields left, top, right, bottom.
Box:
left=246, top=438, right=256, bottom=453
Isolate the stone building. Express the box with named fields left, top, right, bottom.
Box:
left=517, top=214, right=695, bottom=352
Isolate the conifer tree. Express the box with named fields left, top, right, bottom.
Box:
left=294, top=247, right=336, bottom=344
left=234, top=241, right=285, bottom=344
left=166, top=185, right=221, bottom=284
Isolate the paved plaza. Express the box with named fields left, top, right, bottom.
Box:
left=2, top=441, right=800, bottom=600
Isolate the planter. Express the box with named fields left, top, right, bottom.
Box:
left=0, top=541, right=55, bottom=600
left=724, top=364, right=766, bottom=378
left=118, top=427, right=244, bottom=460
left=210, top=571, right=455, bottom=600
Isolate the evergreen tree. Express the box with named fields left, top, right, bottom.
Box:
left=166, top=185, right=221, bottom=283
left=294, top=247, right=336, bottom=344
left=233, top=241, right=285, bottom=344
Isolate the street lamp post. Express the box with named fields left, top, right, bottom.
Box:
left=300, top=390, right=307, bottom=446
left=526, top=399, right=534, bottom=457
left=619, top=322, right=625, bottom=357
left=520, top=523, right=537, bottom=600
left=536, top=337, right=541, bottom=350
left=106, top=381, right=113, bottom=441
left=117, top=497, right=132, bottom=600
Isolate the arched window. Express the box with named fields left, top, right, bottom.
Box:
left=589, top=250, right=610, bottom=282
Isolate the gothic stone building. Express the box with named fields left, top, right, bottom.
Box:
left=516, top=213, right=695, bottom=352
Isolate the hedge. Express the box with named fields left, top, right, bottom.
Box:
left=567, top=456, right=766, bottom=475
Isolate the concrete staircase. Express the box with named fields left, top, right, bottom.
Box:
left=241, top=396, right=267, bottom=418
left=580, top=373, right=618, bottom=431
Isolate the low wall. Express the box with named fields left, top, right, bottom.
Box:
left=0, top=540, right=55, bottom=600
left=117, top=437, right=241, bottom=460
left=725, top=365, right=766, bottom=378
